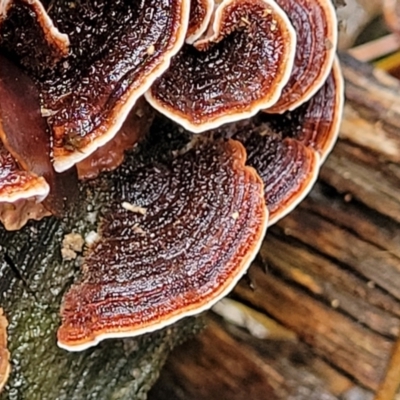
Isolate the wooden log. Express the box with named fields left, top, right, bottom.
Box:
left=149, top=54, right=400, bottom=399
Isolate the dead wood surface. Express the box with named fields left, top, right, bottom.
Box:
left=149, top=54, right=400, bottom=400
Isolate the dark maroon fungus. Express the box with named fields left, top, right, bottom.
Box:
left=146, top=0, right=297, bottom=132
left=1, top=0, right=189, bottom=171
left=58, top=139, right=268, bottom=351
left=0, top=0, right=343, bottom=351
left=265, top=0, right=337, bottom=113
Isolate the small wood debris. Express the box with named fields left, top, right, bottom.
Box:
left=85, top=231, right=100, bottom=246
left=121, top=202, right=147, bottom=215
left=147, top=44, right=155, bottom=56
left=0, top=309, right=10, bottom=392
left=132, top=224, right=146, bottom=235
left=61, top=232, right=85, bottom=260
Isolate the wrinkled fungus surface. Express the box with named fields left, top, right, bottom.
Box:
left=264, top=58, right=344, bottom=163
left=58, top=139, right=268, bottom=351
left=1, top=0, right=189, bottom=171
left=0, top=0, right=343, bottom=354
left=233, top=132, right=319, bottom=225
left=187, top=0, right=213, bottom=43
left=265, top=0, right=337, bottom=113
left=147, top=0, right=297, bottom=132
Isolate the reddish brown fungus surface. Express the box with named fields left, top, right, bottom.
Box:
left=232, top=131, right=319, bottom=225
left=265, top=0, right=337, bottom=113
left=264, top=58, right=344, bottom=163
left=0, top=53, right=78, bottom=216
left=1, top=0, right=189, bottom=172
left=76, top=99, right=155, bottom=180
left=186, top=0, right=213, bottom=43
left=43, top=0, right=188, bottom=171
left=0, top=309, right=10, bottom=393
left=0, top=0, right=69, bottom=73
left=0, top=143, right=48, bottom=203
left=147, top=0, right=296, bottom=132
left=58, top=139, right=268, bottom=351
left=0, top=144, right=50, bottom=230
left=213, top=59, right=343, bottom=224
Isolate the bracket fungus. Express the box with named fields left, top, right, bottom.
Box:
left=58, top=140, right=268, bottom=351
left=146, top=0, right=298, bottom=132
left=0, top=0, right=343, bottom=351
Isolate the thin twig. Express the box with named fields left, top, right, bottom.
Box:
left=348, top=34, right=400, bottom=62
left=374, top=333, right=400, bottom=400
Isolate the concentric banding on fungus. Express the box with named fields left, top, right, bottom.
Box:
left=146, top=0, right=297, bottom=133
left=186, top=0, right=214, bottom=44
left=265, top=57, right=344, bottom=164
left=265, top=0, right=337, bottom=114
left=0, top=308, right=10, bottom=393
left=36, top=0, right=190, bottom=172
left=215, top=60, right=343, bottom=224
left=58, top=139, right=268, bottom=351
left=234, top=132, right=320, bottom=225
left=0, top=0, right=69, bottom=71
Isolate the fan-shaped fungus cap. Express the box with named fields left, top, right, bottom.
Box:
left=218, top=57, right=343, bottom=224
left=0, top=144, right=50, bottom=230
left=146, top=0, right=297, bottom=133
left=233, top=132, right=319, bottom=225
left=58, top=139, right=268, bottom=351
left=264, top=57, right=344, bottom=164
left=0, top=309, right=10, bottom=392
left=264, top=0, right=337, bottom=114
left=1, top=0, right=189, bottom=172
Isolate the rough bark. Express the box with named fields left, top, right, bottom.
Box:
left=149, top=54, right=400, bottom=400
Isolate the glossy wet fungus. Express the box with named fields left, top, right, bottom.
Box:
left=58, top=140, right=268, bottom=350
left=146, top=0, right=298, bottom=132
left=0, top=0, right=343, bottom=350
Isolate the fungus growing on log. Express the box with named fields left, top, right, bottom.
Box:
left=220, top=58, right=343, bottom=223
left=265, top=58, right=344, bottom=164
left=58, top=140, right=268, bottom=351
left=0, top=0, right=343, bottom=353
left=0, top=309, right=10, bottom=392
left=264, top=0, right=337, bottom=113
left=146, top=0, right=297, bottom=132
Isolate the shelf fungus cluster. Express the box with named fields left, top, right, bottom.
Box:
left=0, top=0, right=343, bottom=351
